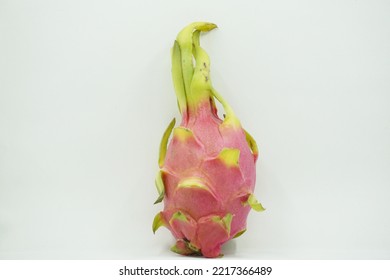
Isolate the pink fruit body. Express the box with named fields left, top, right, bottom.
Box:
left=153, top=22, right=264, bottom=258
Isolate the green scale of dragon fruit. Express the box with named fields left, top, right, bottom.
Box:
left=153, top=22, right=264, bottom=258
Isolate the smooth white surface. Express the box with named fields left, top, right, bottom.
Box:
left=0, top=0, right=389, bottom=259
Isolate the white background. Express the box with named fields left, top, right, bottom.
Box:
left=0, top=0, right=389, bottom=259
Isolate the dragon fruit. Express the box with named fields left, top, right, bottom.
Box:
left=153, top=22, right=264, bottom=258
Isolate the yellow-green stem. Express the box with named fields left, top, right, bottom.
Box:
left=171, top=22, right=217, bottom=116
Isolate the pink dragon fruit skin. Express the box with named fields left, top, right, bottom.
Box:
left=153, top=22, right=264, bottom=258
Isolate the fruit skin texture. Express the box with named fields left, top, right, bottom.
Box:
left=153, top=22, right=264, bottom=258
